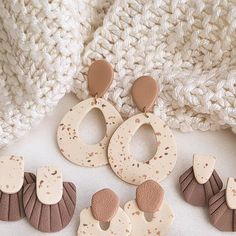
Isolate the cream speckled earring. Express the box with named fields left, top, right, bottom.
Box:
left=124, top=180, right=174, bottom=236
left=108, top=76, right=177, bottom=185
left=57, top=60, right=123, bottom=167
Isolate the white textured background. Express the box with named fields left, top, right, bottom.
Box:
left=0, top=93, right=236, bottom=236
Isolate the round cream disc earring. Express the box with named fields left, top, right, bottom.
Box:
left=108, top=76, right=177, bottom=185
left=57, top=60, right=123, bottom=167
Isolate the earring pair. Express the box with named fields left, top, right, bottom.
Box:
left=77, top=180, right=174, bottom=236
left=0, top=155, right=76, bottom=233
left=57, top=60, right=177, bottom=185
left=179, top=154, right=236, bottom=232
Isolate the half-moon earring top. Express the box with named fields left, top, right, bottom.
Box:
left=57, top=60, right=123, bottom=167
left=108, top=76, right=177, bottom=185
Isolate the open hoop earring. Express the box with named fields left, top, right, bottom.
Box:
left=108, top=76, right=177, bottom=185
left=57, top=60, right=123, bottom=167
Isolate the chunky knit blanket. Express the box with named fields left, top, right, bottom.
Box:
left=0, top=0, right=236, bottom=148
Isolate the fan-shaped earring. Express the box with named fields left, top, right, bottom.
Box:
left=0, top=155, right=35, bottom=221
left=108, top=76, right=177, bottom=185
left=209, top=177, right=236, bottom=232
left=57, top=60, right=123, bottom=167
left=23, top=166, right=76, bottom=233
left=179, top=154, right=223, bottom=206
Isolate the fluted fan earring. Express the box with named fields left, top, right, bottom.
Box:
left=108, top=76, right=177, bottom=185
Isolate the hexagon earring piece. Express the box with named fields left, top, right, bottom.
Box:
left=124, top=180, right=174, bottom=235
left=77, top=188, right=131, bottom=235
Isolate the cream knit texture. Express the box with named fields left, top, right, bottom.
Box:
left=75, top=0, right=236, bottom=133
left=0, top=0, right=112, bottom=148
left=0, top=0, right=236, bottom=148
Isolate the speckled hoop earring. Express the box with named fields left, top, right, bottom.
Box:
left=108, top=76, right=177, bottom=185
left=57, top=60, right=123, bottom=167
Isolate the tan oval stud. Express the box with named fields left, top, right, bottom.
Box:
left=91, top=188, right=119, bottom=222
left=136, top=180, right=164, bottom=213
left=132, top=76, right=159, bottom=112
left=88, top=60, right=114, bottom=97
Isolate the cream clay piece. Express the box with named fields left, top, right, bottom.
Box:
left=0, top=155, right=35, bottom=221
left=108, top=76, right=177, bottom=185
left=57, top=60, right=123, bottom=167
left=179, top=154, right=223, bottom=206
left=23, top=166, right=76, bottom=233
left=77, top=189, right=132, bottom=236
left=124, top=180, right=174, bottom=236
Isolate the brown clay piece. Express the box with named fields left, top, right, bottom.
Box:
left=209, top=190, right=236, bottom=232
left=23, top=182, right=76, bottom=233
left=87, top=60, right=114, bottom=98
left=131, top=76, right=159, bottom=112
left=136, top=180, right=164, bottom=213
left=179, top=167, right=223, bottom=206
left=0, top=172, right=35, bottom=221
left=91, top=188, right=119, bottom=222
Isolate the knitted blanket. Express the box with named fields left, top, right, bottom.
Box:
left=0, top=0, right=236, bottom=148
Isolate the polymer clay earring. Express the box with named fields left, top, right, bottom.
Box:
left=77, top=188, right=132, bottom=236
left=0, top=155, right=35, bottom=221
left=209, top=177, right=236, bottom=232
left=179, top=154, right=223, bottom=206
left=23, top=166, right=76, bottom=233
left=108, top=76, right=177, bottom=185
left=124, top=180, right=174, bottom=236
left=57, top=60, right=123, bottom=167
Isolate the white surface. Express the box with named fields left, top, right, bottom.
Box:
left=0, top=93, right=236, bottom=236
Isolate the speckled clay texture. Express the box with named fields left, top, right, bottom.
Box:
left=226, top=178, right=236, bottom=210
left=77, top=207, right=131, bottom=236
left=36, top=167, right=63, bottom=205
left=193, top=154, right=216, bottom=184
left=124, top=200, right=174, bottom=236
left=57, top=98, right=123, bottom=167
left=108, top=113, right=177, bottom=185
left=0, top=155, right=24, bottom=194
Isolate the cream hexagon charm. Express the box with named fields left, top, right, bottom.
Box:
left=57, top=98, right=123, bottom=167
left=77, top=189, right=131, bottom=236
left=124, top=200, right=173, bottom=236
left=124, top=180, right=174, bottom=236
left=108, top=113, right=177, bottom=185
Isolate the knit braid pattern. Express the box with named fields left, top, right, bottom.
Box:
left=0, top=0, right=81, bottom=148
left=75, top=0, right=236, bottom=133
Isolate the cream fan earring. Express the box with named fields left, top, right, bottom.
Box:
left=108, top=76, right=177, bottom=185
left=57, top=60, right=123, bottom=167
